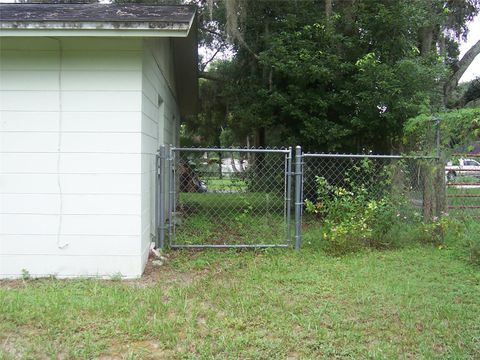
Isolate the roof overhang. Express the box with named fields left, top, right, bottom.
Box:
left=0, top=4, right=198, bottom=115
left=0, top=4, right=195, bottom=37
left=173, top=15, right=198, bottom=116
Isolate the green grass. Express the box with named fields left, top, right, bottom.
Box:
left=1, top=246, right=479, bottom=359
left=446, top=186, right=480, bottom=219
left=204, top=178, right=248, bottom=192
left=174, top=214, right=288, bottom=245
left=180, top=192, right=285, bottom=211
left=174, top=192, right=287, bottom=245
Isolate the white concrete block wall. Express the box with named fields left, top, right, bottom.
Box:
left=0, top=37, right=149, bottom=278
left=140, top=39, right=180, bottom=269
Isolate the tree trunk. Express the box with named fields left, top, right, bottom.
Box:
left=325, top=0, right=333, bottom=18
left=420, top=26, right=434, bottom=56
left=444, top=39, right=480, bottom=106
left=343, top=0, right=356, bottom=35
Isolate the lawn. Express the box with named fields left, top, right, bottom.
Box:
left=1, top=246, right=479, bottom=359
left=447, top=184, right=480, bottom=219
left=174, top=192, right=288, bottom=246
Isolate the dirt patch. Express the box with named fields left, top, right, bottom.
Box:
left=125, top=252, right=214, bottom=289
left=0, top=252, right=209, bottom=290
left=1, top=335, right=26, bottom=360
left=100, top=340, right=172, bottom=360
left=0, top=327, right=60, bottom=360
left=0, top=279, right=27, bottom=289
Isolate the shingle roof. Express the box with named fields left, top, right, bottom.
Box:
left=0, top=4, right=196, bottom=32
left=0, top=4, right=195, bottom=23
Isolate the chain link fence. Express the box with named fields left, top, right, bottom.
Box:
left=156, top=146, right=447, bottom=251
left=404, top=116, right=480, bottom=222
left=159, top=147, right=292, bottom=248
left=299, top=152, right=444, bottom=251
left=445, top=154, right=480, bottom=221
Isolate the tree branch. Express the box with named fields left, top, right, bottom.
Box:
left=444, top=38, right=480, bottom=106
left=200, top=26, right=228, bottom=41
left=199, top=71, right=223, bottom=82
left=200, top=44, right=225, bottom=71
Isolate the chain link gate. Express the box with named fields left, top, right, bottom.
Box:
left=157, top=146, right=293, bottom=249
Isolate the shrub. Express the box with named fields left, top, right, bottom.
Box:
left=305, top=175, right=401, bottom=255
left=304, top=173, right=453, bottom=255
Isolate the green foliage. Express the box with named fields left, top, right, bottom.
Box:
left=448, top=220, right=480, bottom=266
left=188, top=0, right=480, bottom=151
left=305, top=175, right=400, bottom=255
left=20, top=269, right=31, bottom=281
left=467, top=233, right=480, bottom=265
left=404, top=108, right=480, bottom=155
left=248, top=10, right=443, bottom=151
left=304, top=158, right=453, bottom=255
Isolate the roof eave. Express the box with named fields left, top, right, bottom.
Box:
left=0, top=21, right=191, bottom=37
left=173, top=15, right=198, bottom=116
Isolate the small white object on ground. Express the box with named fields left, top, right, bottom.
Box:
left=152, top=260, right=164, bottom=267
left=149, top=242, right=161, bottom=258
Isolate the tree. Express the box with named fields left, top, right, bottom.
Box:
left=444, top=39, right=480, bottom=106
left=108, top=0, right=480, bottom=152
left=194, top=0, right=480, bottom=153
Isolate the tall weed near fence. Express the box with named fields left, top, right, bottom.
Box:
left=301, top=155, right=449, bottom=255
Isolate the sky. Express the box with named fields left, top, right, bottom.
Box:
left=459, top=15, right=480, bottom=83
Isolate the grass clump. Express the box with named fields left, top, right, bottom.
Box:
left=450, top=220, right=480, bottom=266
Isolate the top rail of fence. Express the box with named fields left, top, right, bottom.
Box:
left=452, top=153, right=480, bottom=157
left=171, top=147, right=291, bottom=154
left=302, top=153, right=438, bottom=160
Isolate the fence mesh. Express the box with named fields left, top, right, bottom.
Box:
left=157, top=146, right=477, bottom=251
left=300, top=155, right=445, bottom=250
left=445, top=154, right=480, bottom=221
left=168, top=148, right=292, bottom=247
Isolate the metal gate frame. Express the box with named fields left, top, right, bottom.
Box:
left=157, top=146, right=294, bottom=249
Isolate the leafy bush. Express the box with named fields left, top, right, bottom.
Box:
left=305, top=175, right=399, bottom=255
left=404, top=108, right=480, bottom=156
left=305, top=171, right=451, bottom=255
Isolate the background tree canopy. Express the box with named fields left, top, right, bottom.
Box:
left=113, top=0, right=480, bottom=153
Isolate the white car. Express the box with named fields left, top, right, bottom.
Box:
left=445, top=158, right=480, bottom=181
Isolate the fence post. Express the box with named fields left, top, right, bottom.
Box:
left=168, top=145, right=176, bottom=245
left=166, top=145, right=172, bottom=241
left=155, top=152, right=160, bottom=248
left=286, top=146, right=293, bottom=243
left=294, top=145, right=302, bottom=250
left=158, top=145, right=166, bottom=249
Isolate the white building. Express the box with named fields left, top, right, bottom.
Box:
left=0, top=4, right=198, bottom=278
